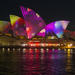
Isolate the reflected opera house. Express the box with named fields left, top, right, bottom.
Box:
left=0, top=6, right=74, bottom=48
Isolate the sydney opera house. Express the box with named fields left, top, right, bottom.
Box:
left=0, top=6, right=74, bottom=48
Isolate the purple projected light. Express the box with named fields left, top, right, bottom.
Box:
left=20, top=6, right=46, bottom=39
left=37, top=21, right=70, bottom=38
left=37, top=28, right=46, bottom=37
left=37, top=22, right=54, bottom=37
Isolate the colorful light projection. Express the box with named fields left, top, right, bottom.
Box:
left=37, top=28, right=46, bottom=37
left=0, top=21, right=11, bottom=34
left=20, top=6, right=46, bottom=39
left=37, top=21, right=70, bottom=38
left=54, top=21, right=64, bottom=38
left=59, top=21, right=70, bottom=30
left=9, top=15, right=27, bottom=37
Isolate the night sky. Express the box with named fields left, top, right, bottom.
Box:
left=0, top=0, right=75, bottom=31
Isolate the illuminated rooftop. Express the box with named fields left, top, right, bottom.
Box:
left=0, top=6, right=70, bottom=40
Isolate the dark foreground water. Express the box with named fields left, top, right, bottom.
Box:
left=0, top=48, right=75, bottom=75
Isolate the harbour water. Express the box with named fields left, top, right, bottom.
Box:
left=0, top=48, right=75, bottom=75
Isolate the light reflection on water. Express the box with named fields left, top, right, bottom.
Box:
left=0, top=48, right=75, bottom=75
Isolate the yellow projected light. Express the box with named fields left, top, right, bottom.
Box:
left=10, top=15, right=20, bottom=26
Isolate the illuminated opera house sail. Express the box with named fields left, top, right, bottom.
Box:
left=0, top=6, right=70, bottom=40
left=37, top=21, right=70, bottom=38
left=0, top=21, right=12, bottom=34
left=10, top=15, right=27, bottom=37
left=20, top=6, right=46, bottom=39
